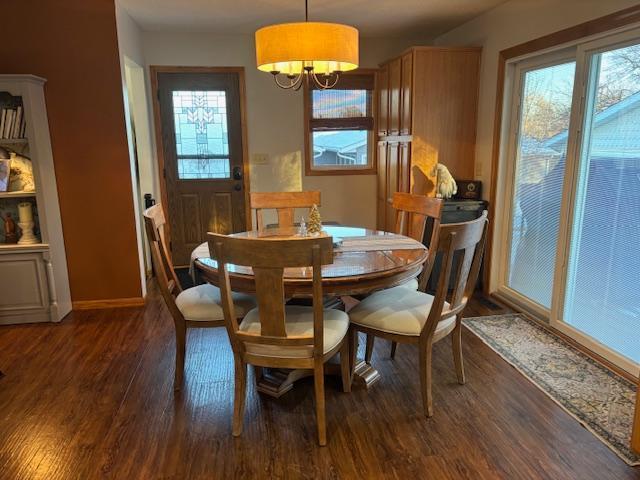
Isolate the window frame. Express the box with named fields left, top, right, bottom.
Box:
left=303, top=69, right=378, bottom=176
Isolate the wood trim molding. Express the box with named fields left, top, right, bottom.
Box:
left=149, top=66, right=253, bottom=236
left=303, top=68, right=378, bottom=177
left=485, top=4, right=640, bottom=292
left=633, top=394, right=640, bottom=453
left=388, top=46, right=482, bottom=67
left=72, top=297, right=145, bottom=310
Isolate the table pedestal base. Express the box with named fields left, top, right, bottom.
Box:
left=256, top=368, right=312, bottom=398
left=255, top=360, right=380, bottom=398
left=352, top=360, right=381, bottom=387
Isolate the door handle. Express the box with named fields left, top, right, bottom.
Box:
left=234, top=184, right=242, bottom=191
left=233, top=166, right=243, bottom=180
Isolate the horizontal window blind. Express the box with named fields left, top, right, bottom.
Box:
left=507, top=61, right=576, bottom=308
left=563, top=42, right=640, bottom=363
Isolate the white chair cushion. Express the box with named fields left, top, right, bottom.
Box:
left=175, top=284, right=256, bottom=321
left=239, top=305, right=349, bottom=358
left=349, top=288, right=453, bottom=336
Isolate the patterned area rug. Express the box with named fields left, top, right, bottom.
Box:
left=464, top=314, right=639, bottom=466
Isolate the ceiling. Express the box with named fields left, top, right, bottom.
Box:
left=119, top=0, right=507, bottom=39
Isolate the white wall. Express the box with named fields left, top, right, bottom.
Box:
left=432, top=0, right=640, bottom=201
left=142, top=32, right=424, bottom=228
left=116, top=4, right=145, bottom=67
left=116, top=3, right=148, bottom=294
left=117, top=3, right=161, bottom=280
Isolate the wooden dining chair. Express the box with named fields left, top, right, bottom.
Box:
left=349, top=212, right=488, bottom=417
left=209, top=233, right=350, bottom=446
left=143, top=205, right=256, bottom=390
left=365, top=192, right=443, bottom=361
left=250, top=191, right=321, bottom=230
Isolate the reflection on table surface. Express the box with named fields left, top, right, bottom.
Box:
left=234, top=225, right=390, bottom=239
left=197, top=225, right=426, bottom=280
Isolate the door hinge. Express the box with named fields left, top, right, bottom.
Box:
left=157, top=89, right=161, bottom=102
left=169, top=241, right=173, bottom=252
left=163, top=167, right=166, bottom=179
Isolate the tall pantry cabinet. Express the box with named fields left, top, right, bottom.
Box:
left=376, top=47, right=481, bottom=231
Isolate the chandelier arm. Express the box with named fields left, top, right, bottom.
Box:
left=311, top=71, right=341, bottom=90
left=273, top=72, right=304, bottom=89
left=293, top=73, right=306, bottom=91
left=292, top=71, right=306, bottom=90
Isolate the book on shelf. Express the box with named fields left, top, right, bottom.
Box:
left=4, top=109, right=14, bottom=138
left=0, top=92, right=25, bottom=140
left=11, top=106, right=22, bottom=139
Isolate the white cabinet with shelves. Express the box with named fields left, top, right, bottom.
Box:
left=0, top=75, right=71, bottom=324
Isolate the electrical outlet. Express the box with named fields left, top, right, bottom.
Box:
left=252, top=153, right=269, bottom=165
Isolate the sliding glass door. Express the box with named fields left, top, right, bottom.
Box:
left=561, top=39, right=640, bottom=367
left=498, top=29, right=640, bottom=375
left=506, top=59, right=575, bottom=310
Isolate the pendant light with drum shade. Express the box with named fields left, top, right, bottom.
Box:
left=255, top=0, right=359, bottom=90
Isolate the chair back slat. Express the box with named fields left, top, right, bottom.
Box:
left=392, top=193, right=443, bottom=291
left=143, top=204, right=186, bottom=326
left=253, top=267, right=287, bottom=337
left=143, top=204, right=182, bottom=299
left=451, top=246, right=476, bottom=308
left=250, top=191, right=321, bottom=230
left=421, top=211, right=489, bottom=339
left=209, top=233, right=333, bottom=357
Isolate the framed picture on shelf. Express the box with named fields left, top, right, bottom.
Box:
left=0, top=158, right=10, bottom=191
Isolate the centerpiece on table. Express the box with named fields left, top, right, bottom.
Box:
left=307, top=204, right=322, bottom=236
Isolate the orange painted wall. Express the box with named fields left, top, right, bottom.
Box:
left=0, top=1, right=142, bottom=302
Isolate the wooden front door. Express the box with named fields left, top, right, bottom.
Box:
left=155, top=70, right=247, bottom=266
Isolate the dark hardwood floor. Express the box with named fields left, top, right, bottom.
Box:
left=0, top=285, right=638, bottom=479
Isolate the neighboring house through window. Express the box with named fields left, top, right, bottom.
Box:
left=304, top=71, right=376, bottom=175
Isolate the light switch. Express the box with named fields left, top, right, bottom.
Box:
left=252, top=153, right=269, bottom=165
left=474, top=160, right=482, bottom=178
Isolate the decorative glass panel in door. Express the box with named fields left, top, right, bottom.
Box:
left=563, top=42, right=640, bottom=363
left=507, top=61, right=576, bottom=308
left=172, top=90, right=230, bottom=179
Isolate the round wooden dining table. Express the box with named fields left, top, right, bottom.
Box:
left=193, top=225, right=427, bottom=296
left=192, top=225, right=428, bottom=396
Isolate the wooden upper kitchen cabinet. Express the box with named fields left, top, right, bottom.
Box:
left=387, top=57, right=402, bottom=136
left=376, top=47, right=481, bottom=231
left=376, top=66, right=389, bottom=136
left=400, top=52, right=413, bottom=136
